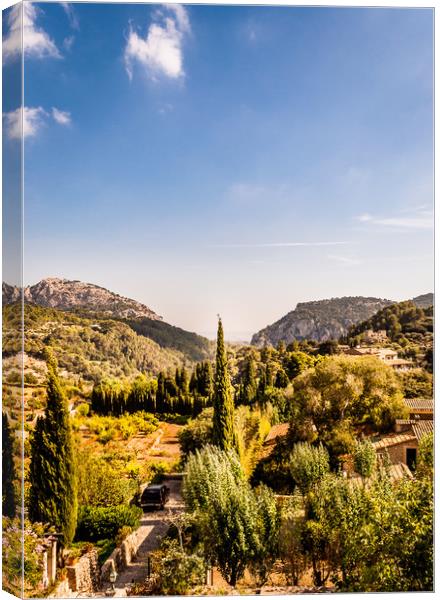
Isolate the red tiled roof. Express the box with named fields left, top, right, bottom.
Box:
left=411, top=420, right=434, bottom=441
left=264, top=423, right=290, bottom=444
left=349, top=462, right=413, bottom=487
left=404, top=398, right=433, bottom=411
left=372, top=432, right=416, bottom=450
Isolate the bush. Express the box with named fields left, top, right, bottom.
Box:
left=290, top=442, right=329, bottom=495
left=76, top=403, right=90, bottom=417
left=75, top=505, right=142, bottom=542
left=353, top=439, right=376, bottom=478
left=152, top=539, right=206, bottom=595
left=179, top=408, right=213, bottom=461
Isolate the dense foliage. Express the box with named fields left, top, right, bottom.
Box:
left=293, top=355, right=407, bottom=461
left=183, top=446, right=279, bottom=587
left=2, top=412, right=17, bottom=518
left=28, top=353, right=78, bottom=545
left=91, top=368, right=212, bottom=417
left=75, top=504, right=142, bottom=542
left=345, top=300, right=433, bottom=370
left=3, top=303, right=185, bottom=381
left=123, top=317, right=212, bottom=362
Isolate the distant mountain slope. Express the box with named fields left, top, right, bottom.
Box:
left=3, top=303, right=185, bottom=382
left=412, top=293, right=434, bottom=309
left=123, top=317, right=212, bottom=363
left=2, top=277, right=212, bottom=367
left=251, top=297, right=394, bottom=346
left=3, top=277, right=161, bottom=320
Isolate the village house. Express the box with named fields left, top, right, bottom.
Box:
left=362, top=329, right=388, bottom=343
left=342, top=396, right=433, bottom=477
left=346, top=346, right=413, bottom=371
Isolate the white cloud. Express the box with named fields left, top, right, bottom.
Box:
left=4, top=107, right=47, bottom=140
left=4, top=106, right=72, bottom=140
left=63, top=35, right=75, bottom=52
left=60, top=2, right=79, bottom=30
left=124, top=5, right=190, bottom=80
left=3, top=3, right=61, bottom=64
left=356, top=208, right=433, bottom=230
left=52, top=107, right=71, bottom=126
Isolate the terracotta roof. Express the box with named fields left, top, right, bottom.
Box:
left=388, top=462, right=413, bottom=481
left=373, top=432, right=416, bottom=450
left=264, top=423, right=290, bottom=444
left=349, top=462, right=413, bottom=487
left=395, top=419, right=418, bottom=426
left=404, top=398, right=433, bottom=411
left=411, top=420, right=434, bottom=441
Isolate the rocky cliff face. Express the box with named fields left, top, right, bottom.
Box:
left=251, top=296, right=394, bottom=346
left=2, top=277, right=162, bottom=320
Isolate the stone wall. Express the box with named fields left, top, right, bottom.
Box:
left=385, top=440, right=418, bottom=466
left=101, top=528, right=144, bottom=582
left=50, top=550, right=100, bottom=597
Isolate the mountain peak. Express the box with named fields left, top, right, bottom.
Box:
left=3, top=277, right=162, bottom=321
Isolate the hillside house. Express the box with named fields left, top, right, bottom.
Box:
left=346, top=346, right=413, bottom=371
left=403, top=397, right=433, bottom=420
left=373, top=419, right=433, bottom=471
left=363, top=329, right=388, bottom=343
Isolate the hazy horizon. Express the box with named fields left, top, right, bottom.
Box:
left=5, top=273, right=433, bottom=342
left=3, top=3, right=433, bottom=339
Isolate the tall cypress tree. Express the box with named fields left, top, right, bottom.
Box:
left=28, top=352, right=78, bottom=545
left=212, top=318, right=236, bottom=451
left=2, top=412, right=17, bottom=518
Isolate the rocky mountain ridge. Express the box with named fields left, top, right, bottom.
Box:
left=252, top=296, right=417, bottom=346
left=3, top=278, right=162, bottom=321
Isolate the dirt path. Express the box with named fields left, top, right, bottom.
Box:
left=110, top=476, right=184, bottom=597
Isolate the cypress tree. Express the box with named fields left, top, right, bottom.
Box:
left=28, top=352, right=78, bottom=545
left=2, top=412, right=17, bottom=518
left=212, top=318, right=236, bottom=451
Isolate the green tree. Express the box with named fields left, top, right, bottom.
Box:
left=353, top=439, right=376, bottom=478
left=290, top=442, right=329, bottom=495
left=2, top=412, right=16, bottom=518
left=212, top=318, right=236, bottom=451
left=183, top=446, right=278, bottom=588
left=28, top=352, right=78, bottom=545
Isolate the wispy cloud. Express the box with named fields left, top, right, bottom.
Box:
left=61, top=2, right=80, bottom=30
left=212, top=241, right=350, bottom=249
left=52, top=107, right=71, bottom=126
left=4, top=106, right=72, bottom=140
left=124, top=4, right=190, bottom=81
left=327, top=254, right=361, bottom=266
left=355, top=208, right=433, bottom=230
left=3, top=3, right=61, bottom=64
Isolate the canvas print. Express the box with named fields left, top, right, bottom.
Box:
left=2, top=1, right=434, bottom=597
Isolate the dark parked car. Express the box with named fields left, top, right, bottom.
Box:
left=140, top=484, right=170, bottom=511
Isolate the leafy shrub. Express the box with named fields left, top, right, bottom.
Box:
left=152, top=539, right=206, bottom=595
left=75, top=505, right=142, bottom=542
left=290, top=442, right=329, bottom=495
left=77, top=449, right=138, bottom=507
left=179, top=408, right=213, bottom=460
left=76, top=403, right=90, bottom=417
left=353, top=439, right=376, bottom=478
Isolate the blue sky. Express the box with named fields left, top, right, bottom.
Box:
left=2, top=2, right=434, bottom=340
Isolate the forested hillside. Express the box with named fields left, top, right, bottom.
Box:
left=345, top=300, right=433, bottom=347
left=3, top=303, right=186, bottom=382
